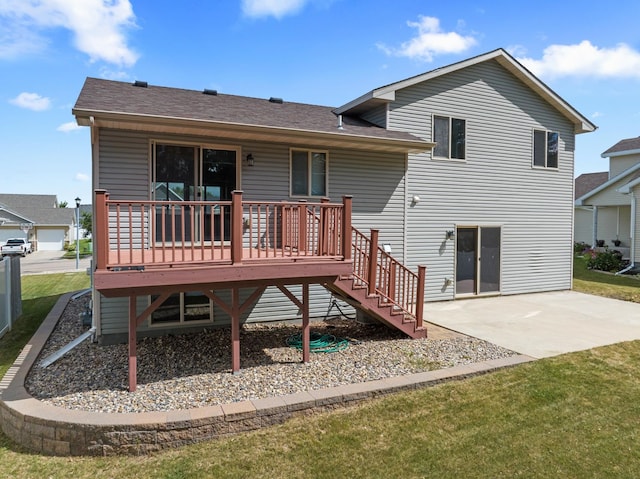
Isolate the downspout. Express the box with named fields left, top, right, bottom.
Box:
left=592, top=205, right=598, bottom=247
left=616, top=191, right=635, bottom=275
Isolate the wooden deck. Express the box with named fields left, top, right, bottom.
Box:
left=93, top=190, right=353, bottom=295
left=92, top=190, right=426, bottom=392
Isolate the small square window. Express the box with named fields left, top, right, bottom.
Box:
left=533, top=129, right=559, bottom=168
left=433, top=115, right=466, bottom=160
left=291, top=150, right=327, bottom=197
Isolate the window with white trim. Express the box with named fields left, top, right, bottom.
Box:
left=533, top=129, right=559, bottom=168
left=290, top=150, right=327, bottom=197
left=433, top=115, right=466, bottom=159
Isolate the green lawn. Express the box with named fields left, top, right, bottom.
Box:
left=0, top=273, right=90, bottom=379
left=1, top=264, right=640, bottom=477
left=573, top=255, right=640, bottom=303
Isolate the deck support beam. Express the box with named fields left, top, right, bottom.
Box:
left=277, top=284, right=311, bottom=363
left=128, top=296, right=137, bottom=392
left=231, top=288, right=240, bottom=373
left=302, top=283, right=310, bottom=362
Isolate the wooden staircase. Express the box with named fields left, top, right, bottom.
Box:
left=324, top=227, right=427, bottom=339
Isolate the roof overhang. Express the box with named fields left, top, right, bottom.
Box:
left=617, top=176, right=640, bottom=195
left=335, top=49, right=596, bottom=135
left=602, top=148, right=640, bottom=159
left=73, top=109, right=434, bottom=154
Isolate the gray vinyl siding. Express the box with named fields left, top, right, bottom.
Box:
left=574, top=207, right=594, bottom=245
left=585, top=178, right=635, bottom=206
left=360, top=104, right=388, bottom=128
left=95, top=131, right=406, bottom=341
left=388, top=59, right=576, bottom=300
left=98, top=129, right=149, bottom=200
left=610, top=154, right=640, bottom=178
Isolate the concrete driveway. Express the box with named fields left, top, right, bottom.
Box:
left=426, top=291, right=640, bottom=358
left=13, top=250, right=92, bottom=276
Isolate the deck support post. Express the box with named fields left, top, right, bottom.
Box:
left=320, top=197, right=330, bottom=255
left=128, top=295, right=137, bottom=392
left=298, top=201, right=307, bottom=253
left=231, top=191, right=243, bottom=264
left=302, top=283, right=310, bottom=363
left=231, top=287, right=240, bottom=373
left=416, top=265, right=426, bottom=331
left=94, top=189, right=108, bottom=270
left=368, top=229, right=379, bottom=296
left=341, top=196, right=352, bottom=261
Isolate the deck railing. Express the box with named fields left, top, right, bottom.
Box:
left=352, top=227, right=425, bottom=328
left=94, top=190, right=352, bottom=270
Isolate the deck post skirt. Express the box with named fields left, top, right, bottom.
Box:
left=94, top=189, right=109, bottom=270
left=416, top=265, right=426, bottom=330
left=368, top=229, right=379, bottom=296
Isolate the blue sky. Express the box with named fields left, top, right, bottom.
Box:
left=1, top=0, right=639, bottom=206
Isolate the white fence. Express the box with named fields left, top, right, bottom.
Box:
left=0, top=256, right=22, bottom=339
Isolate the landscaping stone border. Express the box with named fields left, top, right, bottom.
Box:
left=0, top=293, right=534, bottom=456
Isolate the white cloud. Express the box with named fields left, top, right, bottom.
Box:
left=242, top=0, right=307, bottom=19
left=591, top=111, right=603, bottom=119
left=9, top=92, right=51, bottom=111
left=75, top=173, right=90, bottom=182
left=57, top=121, right=82, bottom=132
left=378, top=16, right=477, bottom=62
left=517, top=41, right=640, bottom=79
left=0, top=0, right=138, bottom=66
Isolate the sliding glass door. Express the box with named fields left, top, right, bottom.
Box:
left=153, top=143, right=238, bottom=243
left=456, top=226, right=501, bottom=296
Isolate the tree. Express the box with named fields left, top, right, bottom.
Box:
left=58, top=200, right=68, bottom=208
left=80, top=211, right=92, bottom=238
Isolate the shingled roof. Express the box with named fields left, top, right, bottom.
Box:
left=574, top=172, right=608, bottom=199
left=73, top=78, right=432, bottom=153
left=601, top=136, right=640, bottom=157
left=0, top=194, right=75, bottom=226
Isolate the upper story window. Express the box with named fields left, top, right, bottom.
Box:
left=533, top=130, right=559, bottom=168
left=291, top=150, right=327, bottom=197
left=433, top=115, right=466, bottom=160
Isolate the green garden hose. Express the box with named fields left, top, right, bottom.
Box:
left=286, top=331, right=349, bottom=353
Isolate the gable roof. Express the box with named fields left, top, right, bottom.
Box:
left=73, top=78, right=433, bottom=154
left=334, top=48, right=596, bottom=135
left=0, top=194, right=75, bottom=227
left=574, top=172, right=609, bottom=199
left=575, top=163, right=640, bottom=205
left=601, top=136, right=640, bottom=158
left=0, top=194, right=58, bottom=210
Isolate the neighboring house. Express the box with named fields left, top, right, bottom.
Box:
left=0, top=194, right=77, bottom=251
left=73, top=48, right=595, bottom=390
left=574, top=136, right=640, bottom=263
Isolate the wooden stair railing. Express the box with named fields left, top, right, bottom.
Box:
left=323, top=222, right=426, bottom=339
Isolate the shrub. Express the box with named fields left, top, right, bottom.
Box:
left=586, top=249, right=624, bottom=272
left=574, top=241, right=591, bottom=255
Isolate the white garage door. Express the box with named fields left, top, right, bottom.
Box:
left=0, top=229, right=24, bottom=244
left=37, top=229, right=65, bottom=251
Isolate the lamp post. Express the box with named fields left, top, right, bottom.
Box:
left=75, top=197, right=81, bottom=270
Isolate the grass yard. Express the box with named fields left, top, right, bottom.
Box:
left=1, top=261, right=639, bottom=477
left=573, top=255, right=640, bottom=303
left=0, top=272, right=90, bottom=379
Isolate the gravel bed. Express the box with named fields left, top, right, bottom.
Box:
left=25, top=295, right=517, bottom=413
